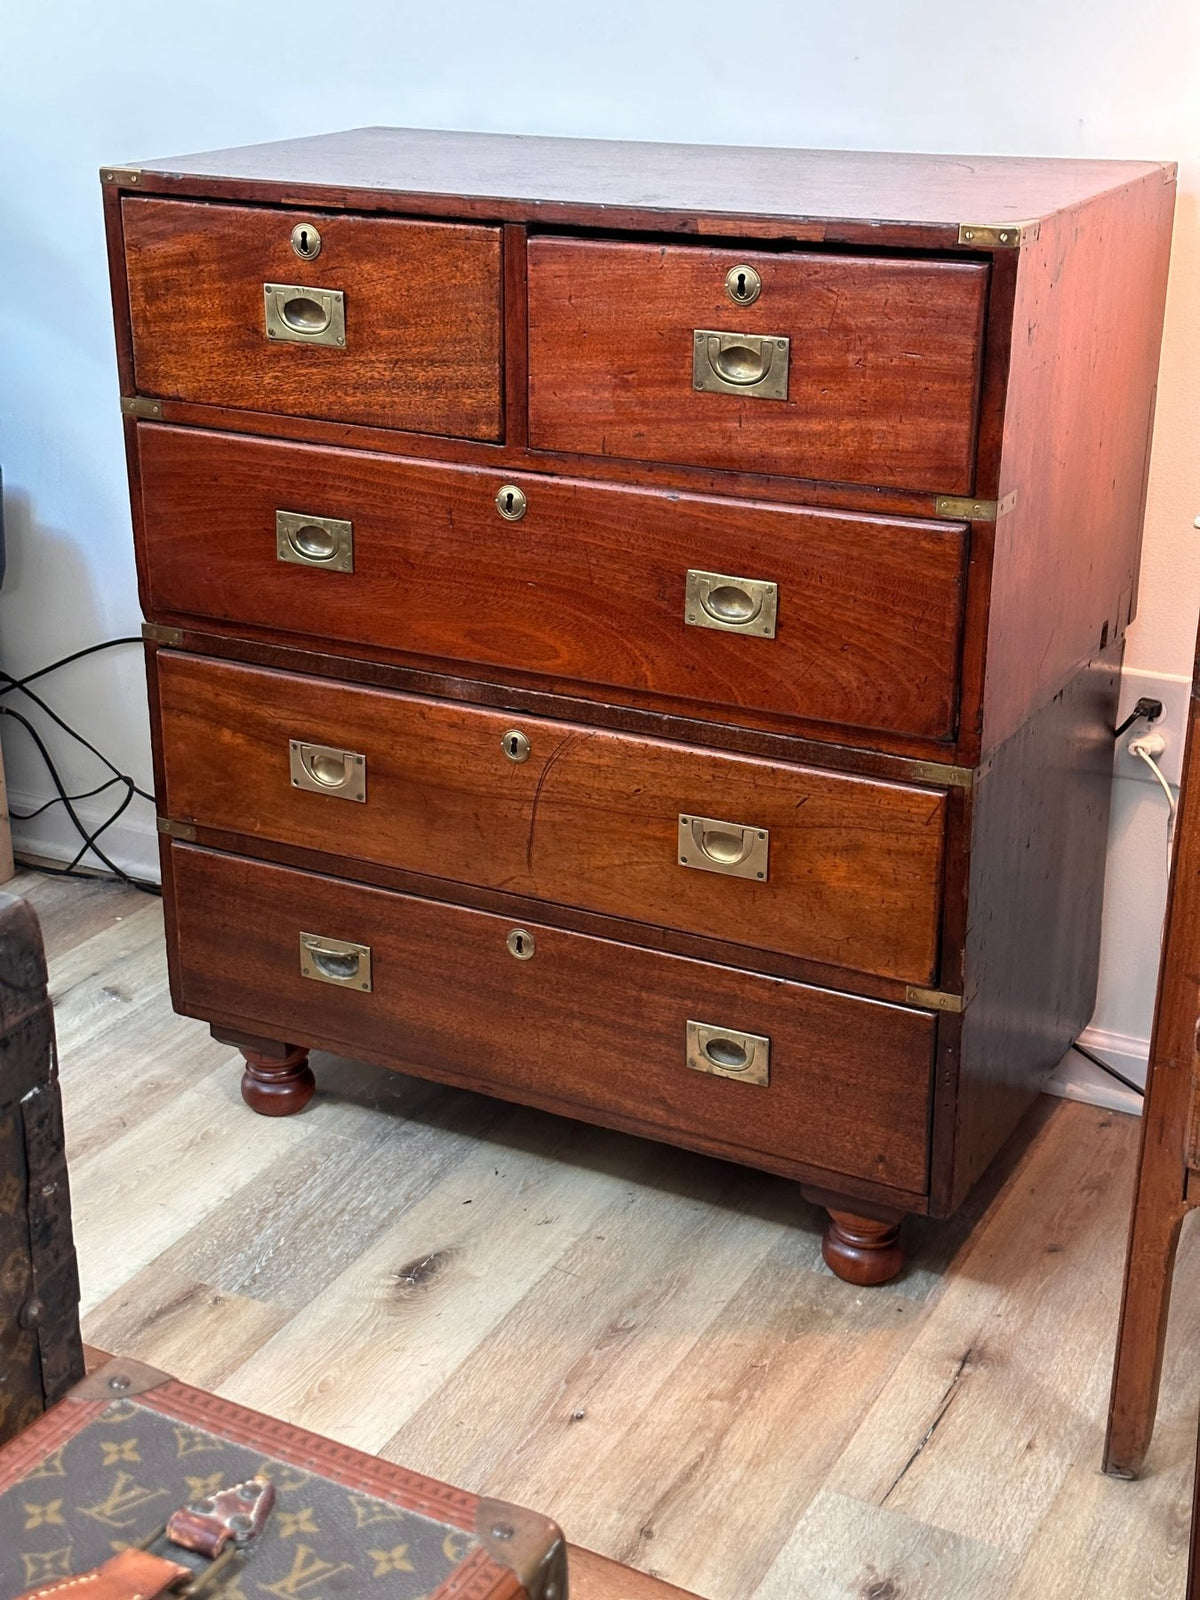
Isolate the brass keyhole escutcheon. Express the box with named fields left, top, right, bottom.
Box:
left=507, top=928, right=536, bottom=960
left=502, top=729, right=531, bottom=763
left=495, top=484, right=527, bottom=521
left=725, top=264, right=761, bottom=306
left=290, top=222, right=322, bottom=261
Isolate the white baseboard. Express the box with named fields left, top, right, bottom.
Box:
left=1044, top=1030, right=1150, bottom=1119
left=7, top=785, right=161, bottom=884
left=1073, top=1024, right=1151, bottom=1089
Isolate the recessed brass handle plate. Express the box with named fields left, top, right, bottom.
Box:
left=685, top=570, right=777, bottom=638
left=686, top=1020, right=770, bottom=1087
left=299, top=932, right=372, bottom=990
left=693, top=330, right=788, bottom=400
left=276, top=510, right=354, bottom=572
left=264, top=282, right=346, bottom=346
left=289, top=740, right=366, bottom=802
left=678, top=814, right=768, bottom=880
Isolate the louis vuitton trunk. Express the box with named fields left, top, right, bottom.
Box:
left=0, top=1356, right=566, bottom=1599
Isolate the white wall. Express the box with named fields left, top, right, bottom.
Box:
left=2, top=1, right=1198, bottom=1062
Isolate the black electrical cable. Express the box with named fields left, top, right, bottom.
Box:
left=0, top=637, right=159, bottom=894
left=1114, top=697, right=1165, bottom=740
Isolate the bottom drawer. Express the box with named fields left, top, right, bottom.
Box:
left=169, top=845, right=935, bottom=1195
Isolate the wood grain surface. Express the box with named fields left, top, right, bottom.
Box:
left=19, top=868, right=1191, bottom=1598
left=167, top=843, right=937, bottom=1195
left=136, top=424, right=969, bottom=746
left=123, top=199, right=502, bottom=438
left=980, top=166, right=1175, bottom=752
left=123, top=127, right=1169, bottom=245
left=528, top=239, right=987, bottom=491
left=155, top=652, right=950, bottom=984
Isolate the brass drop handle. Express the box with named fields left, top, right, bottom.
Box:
left=693, top=330, right=789, bottom=401
left=686, top=1020, right=770, bottom=1086
left=697, top=823, right=755, bottom=867
left=299, top=932, right=372, bottom=990
left=264, top=283, right=346, bottom=347
left=678, top=814, right=769, bottom=880
left=312, top=947, right=360, bottom=980
left=289, top=741, right=366, bottom=802
left=708, top=334, right=774, bottom=386
left=276, top=511, right=354, bottom=572
left=685, top=570, right=778, bottom=637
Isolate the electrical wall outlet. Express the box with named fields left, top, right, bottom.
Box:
left=1113, top=667, right=1191, bottom=788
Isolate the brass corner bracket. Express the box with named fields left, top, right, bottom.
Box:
left=157, top=818, right=196, bottom=842
left=934, top=490, right=1018, bottom=523
left=905, top=985, right=965, bottom=1014
left=957, top=221, right=1040, bottom=249
left=121, top=395, right=163, bottom=420
left=101, top=167, right=143, bottom=186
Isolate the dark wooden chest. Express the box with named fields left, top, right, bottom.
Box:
left=0, top=891, right=83, bottom=1444
left=101, top=130, right=1175, bottom=1281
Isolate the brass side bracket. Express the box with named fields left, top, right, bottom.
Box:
left=157, top=818, right=196, bottom=842
left=903, top=760, right=975, bottom=791
left=957, top=221, right=1039, bottom=248
left=121, top=395, right=163, bottom=420
left=934, top=490, right=1018, bottom=523
left=905, top=985, right=964, bottom=1014
left=142, top=623, right=184, bottom=646
left=101, top=167, right=143, bottom=186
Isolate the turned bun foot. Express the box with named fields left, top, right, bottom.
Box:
left=238, top=1044, right=316, bottom=1117
left=822, top=1209, right=906, bottom=1285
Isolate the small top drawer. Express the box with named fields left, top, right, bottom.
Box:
left=528, top=238, right=988, bottom=492
left=121, top=199, right=503, bottom=440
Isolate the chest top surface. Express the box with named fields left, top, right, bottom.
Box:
left=117, top=125, right=1170, bottom=236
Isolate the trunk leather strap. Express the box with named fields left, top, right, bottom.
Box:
left=14, top=1546, right=192, bottom=1600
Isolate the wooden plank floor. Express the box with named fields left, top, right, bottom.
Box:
left=21, top=866, right=1199, bottom=1598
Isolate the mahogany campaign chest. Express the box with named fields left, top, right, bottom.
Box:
left=101, top=129, right=1174, bottom=1282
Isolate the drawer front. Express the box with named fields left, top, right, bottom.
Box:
left=528, top=239, right=989, bottom=491
left=157, top=653, right=949, bottom=984
left=122, top=199, right=502, bottom=439
left=138, top=425, right=967, bottom=744
left=170, top=844, right=935, bottom=1192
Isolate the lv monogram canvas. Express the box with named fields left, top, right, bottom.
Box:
left=0, top=1361, right=565, bottom=1600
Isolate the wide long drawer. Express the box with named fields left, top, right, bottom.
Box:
left=170, top=844, right=936, bottom=1193
left=527, top=237, right=989, bottom=491
left=137, top=425, right=968, bottom=744
left=122, top=199, right=502, bottom=439
left=156, top=652, right=949, bottom=984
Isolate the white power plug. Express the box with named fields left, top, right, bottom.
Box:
left=1127, top=728, right=1176, bottom=865
left=1128, top=729, right=1167, bottom=761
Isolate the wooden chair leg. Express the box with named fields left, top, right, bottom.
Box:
left=1104, top=1200, right=1187, bottom=1478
